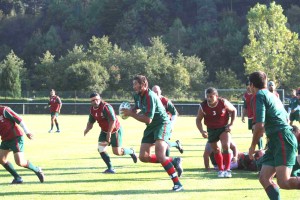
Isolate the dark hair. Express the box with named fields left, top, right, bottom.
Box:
left=246, top=80, right=250, bottom=86
left=249, top=71, right=267, bottom=89
left=89, top=92, right=100, bottom=98
left=133, top=75, right=148, bottom=88
left=206, top=87, right=218, bottom=95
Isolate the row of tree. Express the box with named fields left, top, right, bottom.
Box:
left=0, top=1, right=300, bottom=98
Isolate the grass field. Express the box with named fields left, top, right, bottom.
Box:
left=0, top=115, right=299, bottom=200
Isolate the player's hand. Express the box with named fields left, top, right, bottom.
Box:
left=26, top=133, right=34, bottom=140
left=232, top=157, right=237, bottom=163
left=242, top=117, right=245, bottom=123
left=248, top=146, right=255, bottom=160
left=200, top=131, right=208, bottom=138
left=225, top=124, right=232, bottom=132
left=106, top=134, right=111, bottom=144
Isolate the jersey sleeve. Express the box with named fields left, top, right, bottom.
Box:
left=3, top=107, right=22, bottom=124
left=103, top=104, right=117, bottom=122
left=88, top=114, right=96, bottom=123
left=167, top=100, right=178, bottom=116
left=145, top=94, right=156, bottom=119
left=254, top=92, right=265, bottom=123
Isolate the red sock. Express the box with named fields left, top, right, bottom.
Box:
left=223, top=153, right=231, bottom=170
left=150, top=154, right=159, bottom=163
left=214, top=152, right=224, bottom=171
left=162, top=159, right=180, bottom=185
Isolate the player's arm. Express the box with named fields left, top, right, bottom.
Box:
left=249, top=122, right=265, bottom=159
left=196, top=104, right=208, bottom=138
left=84, top=114, right=95, bottom=136
left=230, top=141, right=238, bottom=162
left=104, top=105, right=117, bottom=143
left=57, top=97, right=62, bottom=112
left=242, top=97, right=247, bottom=123
left=167, top=101, right=178, bottom=129
left=224, top=100, right=237, bottom=132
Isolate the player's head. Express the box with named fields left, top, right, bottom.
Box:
left=248, top=71, right=267, bottom=90
left=50, top=89, right=55, bottom=96
left=268, top=81, right=276, bottom=92
left=254, top=150, right=265, bottom=160
left=152, top=85, right=162, bottom=97
left=206, top=87, right=218, bottom=105
left=246, top=80, right=251, bottom=93
left=291, top=89, right=296, bottom=97
left=89, top=92, right=101, bottom=107
left=133, top=75, right=148, bottom=95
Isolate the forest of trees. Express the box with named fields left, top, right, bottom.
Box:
left=1, top=0, right=300, bottom=99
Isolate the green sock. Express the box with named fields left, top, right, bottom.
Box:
left=26, top=161, right=39, bottom=173
left=100, top=152, right=113, bottom=169
left=2, top=162, right=21, bottom=179
left=123, top=148, right=133, bottom=155
left=56, top=122, right=60, bottom=130
left=265, top=184, right=280, bottom=200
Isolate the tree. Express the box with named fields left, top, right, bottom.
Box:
left=0, top=51, right=24, bottom=97
left=242, top=2, right=299, bottom=84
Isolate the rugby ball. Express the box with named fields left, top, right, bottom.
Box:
left=119, top=101, right=131, bottom=119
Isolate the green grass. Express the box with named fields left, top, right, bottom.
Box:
left=0, top=115, right=299, bottom=200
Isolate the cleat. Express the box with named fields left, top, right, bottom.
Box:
left=48, top=130, right=53, bottom=133
left=11, top=177, right=23, bottom=184
left=56, top=130, right=60, bottom=133
left=103, top=169, right=116, bottom=174
left=35, top=167, right=45, bottom=183
left=130, top=148, right=137, bottom=163
left=175, top=140, right=184, bottom=154
left=173, top=157, right=183, bottom=177
left=224, top=170, right=232, bottom=178
left=218, top=170, right=225, bottom=178
left=172, top=184, right=183, bottom=191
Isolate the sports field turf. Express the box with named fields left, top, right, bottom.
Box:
left=0, top=115, right=299, bottom=200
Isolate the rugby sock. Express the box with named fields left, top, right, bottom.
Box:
left=222, top=153, right=231, bottom=171
left=100, top=152, right=113, bottom=169
left=162, top=159, right=182, bottom=186
left=122, top=147, right=133, bottom=155
left=258, top=137, right=263, bottom=150
left=149, top=154, right=159, bottom=163
left=55, top=122, right=60, bottom=131
left=214, top=152, right=224, bottom=171
left=2, top=162, right=21, bottom=179
left=265, top=184, right=280, bottom=200
left=25, top=160, right=39, bottom=172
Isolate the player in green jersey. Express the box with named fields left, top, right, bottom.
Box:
left=248, top=71, right=300, bottom=200
left=122, top=75, right=183, bottom=191
left=288, top=89, right=300, bottom=126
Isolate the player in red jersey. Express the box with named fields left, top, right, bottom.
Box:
left=268, top=81, right=280, bottom=99
left=0, top=105, right=44, bottom=184
left=196, top=87, right=237, bottom=178
left=83, top=92, right=137, bottom=173
left=48, top=89, right=62, bottom=133
left=152, top=85, right=183, bottom=154
left=242, top=81, right=263, bottom=149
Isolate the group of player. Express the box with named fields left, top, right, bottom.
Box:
left=1, top=72, right=300, bottom=196
left=196, top=72, right=300, bottom=199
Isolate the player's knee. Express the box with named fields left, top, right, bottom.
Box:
left=277, top=179, right=291, bottom=189
left=98, top=143, right=108, bottom=153
left=139, top=155, right=148, bottom=162
left=112, top=148, right=123, bottom=156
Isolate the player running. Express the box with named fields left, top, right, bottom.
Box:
left=0, top=105, right=44, bottom=184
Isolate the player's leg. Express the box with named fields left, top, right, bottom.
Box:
left=139, top=143, right=155, bottom=162
left=12, top=136, right=44, bottom=182
left=111, top=128, right=137, bottom=163
left=0, top=148, right=22, bottom=184
left=220, top=131, right=231, bottom=173
left=48, top=113, right=55, bottom=133
left=155, top=139, right=183, bottom=191
left=167, top=140, right=183, bottom=154
left=211, top=141, right=224, bottom=175
left=54, top=112, right=60, bottom=132
left=98, top=132, right=114, bottom=173
left=259, top=165, right=279, bottom=199
left=275, top=166, right=300, bottom=189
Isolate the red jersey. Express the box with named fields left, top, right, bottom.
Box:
left=243, top=92, right=253, bottom=119
left=0, top=106, right=24, bottom=141
left=200, top=98, right=230, bottom=129
left=49, top=95, right=62, bottom=112
left=160, top=96, right=172, bottom=119
left=89, top=101, right=120, bottom=133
